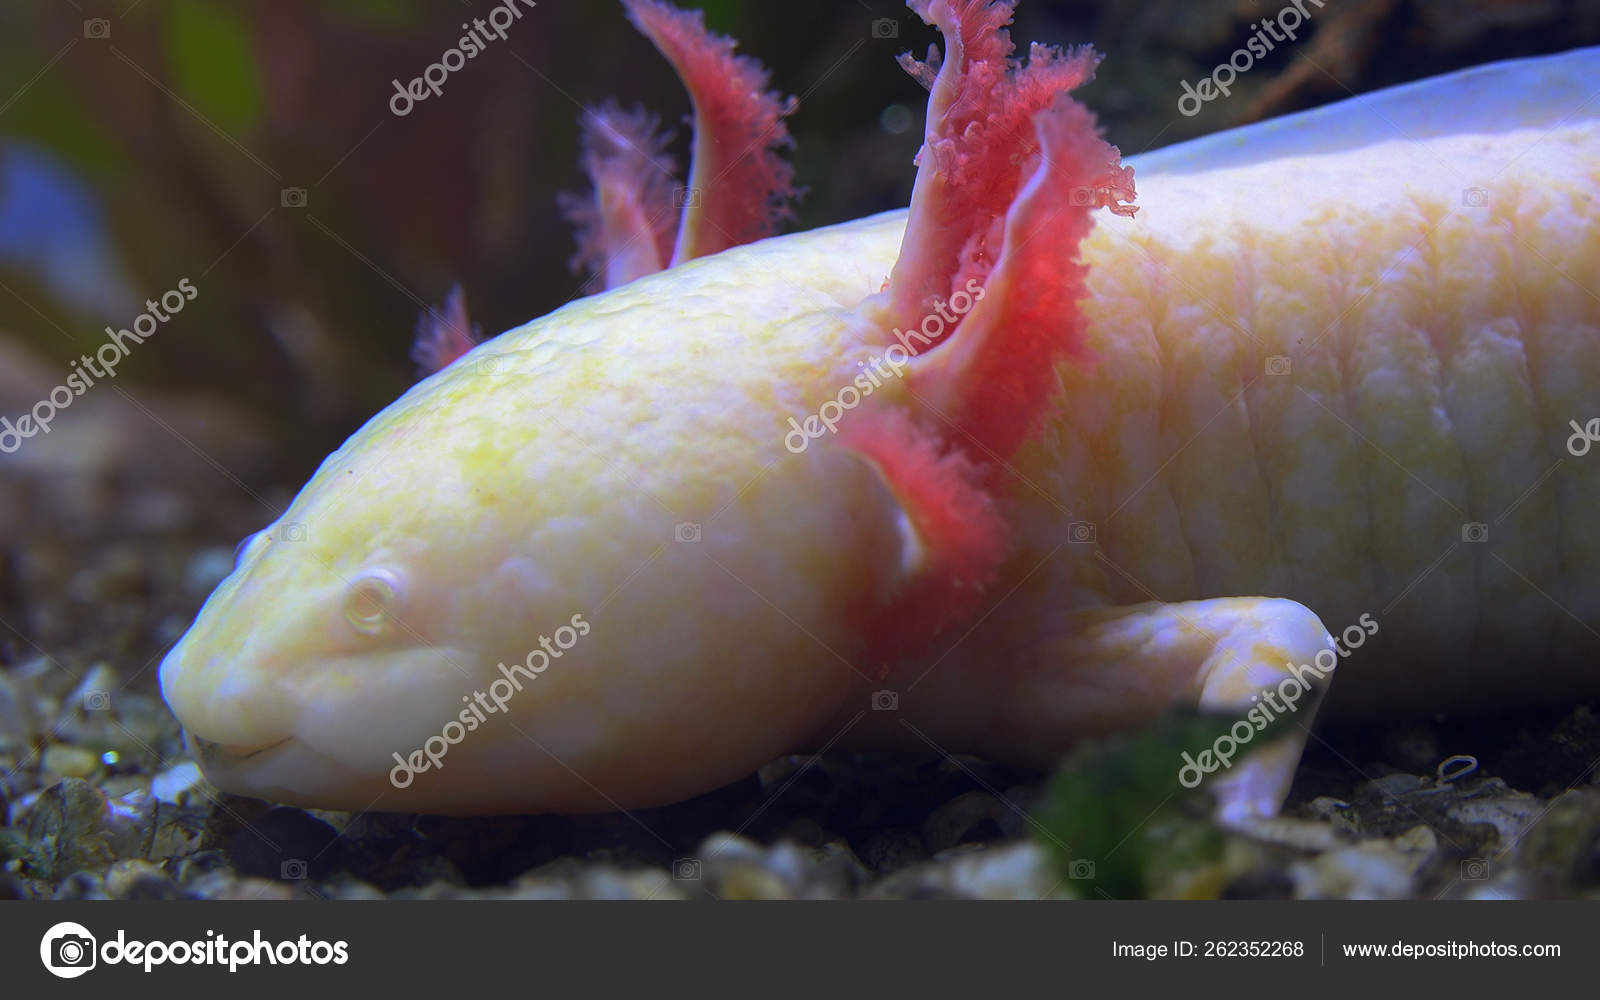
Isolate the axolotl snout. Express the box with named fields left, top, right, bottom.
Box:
left=161, top=0, right=1600, bottom=819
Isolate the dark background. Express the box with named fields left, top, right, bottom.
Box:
left=4, top=0, right=1599, bottom=486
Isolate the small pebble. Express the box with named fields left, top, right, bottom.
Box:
left=105, top=859, right=188, bottom=900
left=151, top=761, right=205, bottom=804
left=718, top=863, right=791, bottom=900
left=0, top=671, right=38, bottom=751
left=858, top=828, right=925, bottom=872
left=42, top=745, right=100, bottom=780
left=1369, top=773, right=1424, bottom=798
left=922, top=791, right=1009, bottom=853
left=64, top=663, right=119, bottom=716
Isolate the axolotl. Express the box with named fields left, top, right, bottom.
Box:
left=160, top=0, right=1600, bottom=820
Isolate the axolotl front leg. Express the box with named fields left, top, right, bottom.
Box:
left=848, top=596, right=1339, bottom=826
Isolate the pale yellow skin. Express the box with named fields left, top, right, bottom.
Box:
left=161, top=48, right=1600, bottom=817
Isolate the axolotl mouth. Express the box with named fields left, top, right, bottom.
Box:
left=185, top=734, right=405, bottom=811
left=184, top=736, right=326, bottom=802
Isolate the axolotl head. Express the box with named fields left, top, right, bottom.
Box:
left=158, top=0, right=1134, bottom=814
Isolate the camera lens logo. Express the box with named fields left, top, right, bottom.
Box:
left=672, top=858, right=702, bottom=881
left=40, top=922, right=97, bottom=978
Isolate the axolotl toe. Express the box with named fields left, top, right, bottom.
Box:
left=161, top=0, right=1600, bottom=818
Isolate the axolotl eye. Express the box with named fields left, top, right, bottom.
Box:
left=342, top=570, right=405, bottom=637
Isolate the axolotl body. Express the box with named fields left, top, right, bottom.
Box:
left=160, top=0, right=1600, bottom=820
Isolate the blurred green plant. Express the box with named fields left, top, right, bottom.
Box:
left=164, top=2, right=262, bottom=136
left=1032, top=707, right=1297, bottom=898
